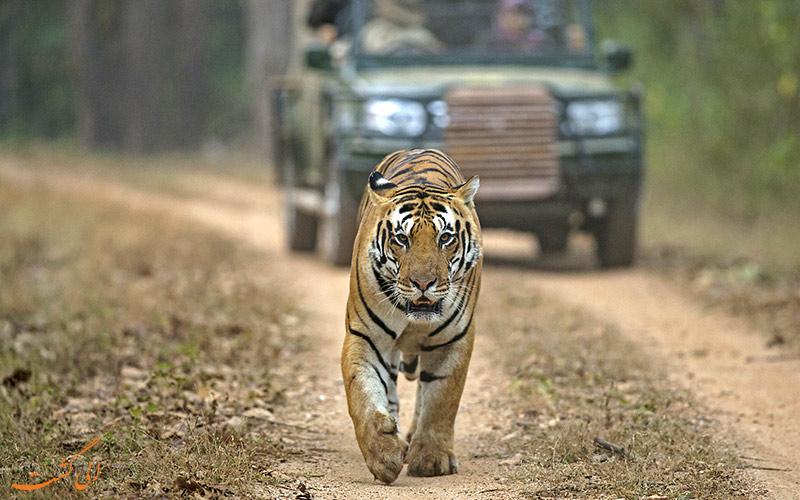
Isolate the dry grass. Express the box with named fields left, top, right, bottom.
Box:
left=479, top=272, right=760, bottom=499
left=0, top=182, right=306, bottom=499
left=0, top=148, right=769, bottom=499
left=639, top=245, right=800, bottom=356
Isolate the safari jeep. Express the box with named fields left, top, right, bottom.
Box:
left=273, top=0, right=643, bottom=267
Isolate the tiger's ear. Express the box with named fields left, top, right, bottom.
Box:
left=454, top=175, right=479, bottom=205
left=368, top=171, right=398, bottom=203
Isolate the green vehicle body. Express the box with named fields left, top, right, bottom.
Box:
left=274, top=0, right=643, bottom=267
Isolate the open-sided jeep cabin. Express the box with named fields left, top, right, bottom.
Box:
left=274, top=0, right=643, bottom=267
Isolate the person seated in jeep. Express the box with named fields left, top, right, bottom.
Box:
left=361, top=0, right=443, bottom=54
left=491, top=0, right=551, bottom=49
left=307, top=0, right=442, bottom=54
left=490, top=0, right=588, bottom=52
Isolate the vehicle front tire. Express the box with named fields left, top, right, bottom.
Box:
left=595, top=205, right=637, bottom=268
left=318, top=173, right=358, bottom=267
left=285, top=194, right=318, bottom=252
left=283, top=154, right=318, bottom=252
left=537, top=228, right=569, bottom=255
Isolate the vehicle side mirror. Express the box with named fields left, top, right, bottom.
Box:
left=305, top=43, right=332, bottom=71
left=601, top=40, right=633, bottom=72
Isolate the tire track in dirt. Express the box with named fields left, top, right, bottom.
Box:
left=3, top=158, right=798, bottom=499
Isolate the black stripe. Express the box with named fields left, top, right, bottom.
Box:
left=428, top=268, right=474, bottom=337
left=356, top=266, right=397, bottom=339
left=422, top=311, right=474, bottom=352
left=424, top=149, right=458, bottom=168
left=396, top=185, right=447, bottom=196
left=429, top=202, right=446, bottom=212
left=389, top=370, right=398, bottom=383
left=424, top=151, right=461, bottom=181
left=405, top=158, right=444, bottom=167
left=400, top=355, right=418, bottom=373
left=349, top=327, right=390, bottom=372
left=370, top=363, right=389, bottom=394
left=377, top=229, right=388, bottom=265
left=388, top=164, right=417, bottom=179
left=465, top=222, right=472, bottom=256
left=378, top=151, right=405, bottom=174
left=396, top=194, right=418, bottom=203
left=420, top=371, right=447, bottom=382
left=408, top=176, right=443, bottom=188
left=427, top=307, right=459, bottom=337
left=372, top=266, right=404, bottom=311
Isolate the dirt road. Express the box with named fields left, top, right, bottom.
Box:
left=2, top=157, right=798, bottom=499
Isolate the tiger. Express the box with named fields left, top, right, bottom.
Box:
left=341, top=149, right=483, bottom=484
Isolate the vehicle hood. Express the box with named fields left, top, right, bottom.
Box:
left=348, top=66, right=617, bottom=97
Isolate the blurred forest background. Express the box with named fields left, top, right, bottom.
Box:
left=0, top=0, right=293, bottom=153
left=2, top=0, right=799, bottom=268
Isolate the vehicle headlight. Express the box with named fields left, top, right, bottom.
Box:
left=363, top=99, right=427, bottom=137
left=565, top=100, right=624, bottom=136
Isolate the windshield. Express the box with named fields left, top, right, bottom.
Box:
left=351, top=0, right=594, bottom=67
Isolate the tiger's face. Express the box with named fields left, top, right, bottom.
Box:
left=366, top=172, right=482, bottom=323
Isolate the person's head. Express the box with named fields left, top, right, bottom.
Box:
left=500, top=4, right=533, bottom=36
left=565, top=23, right=587, bottom=52
left=494, top=0, right=540, bottom=42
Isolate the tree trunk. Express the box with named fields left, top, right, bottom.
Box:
left=244, top=0, right=294, bottom=156
left=0, top=0, right=21, bottom=133
left=65, top=0, right=223, bottom=153
left=65, top=0, right=94, bottom=146
left=66, top=0, right=128, bottom=149
left=178, top=0, right=211, bottom=149
left=122, top=0, right=173, bottom=153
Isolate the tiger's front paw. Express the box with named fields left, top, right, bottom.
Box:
left=361, top=412, right=408, bottom=484
left=406, top=439, right=459, bottom=477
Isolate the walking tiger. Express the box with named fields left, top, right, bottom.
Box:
left=341, top=149, right=483, bottom=483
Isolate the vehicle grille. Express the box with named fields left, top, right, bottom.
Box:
left=444, top=86, right=560, bottom=201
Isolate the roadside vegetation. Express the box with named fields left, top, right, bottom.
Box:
left=596, top=1, right=800, bottom=273
left=0, top=180, right=308, bottom=498
left=642, top=246, right=800, bottom=356
left=480, top=270, right=759, bottom=499
left=590, top=1, right=800, bottom=358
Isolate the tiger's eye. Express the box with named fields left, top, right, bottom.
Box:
left=439, top=232, right=453, bottom=245
left=395, top=233, right=409, bottom=246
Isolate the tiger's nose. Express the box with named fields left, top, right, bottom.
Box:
left=411, top=278, right=436, bottom=291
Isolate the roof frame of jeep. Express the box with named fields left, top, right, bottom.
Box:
left=347, top=0, right=598, bottom=70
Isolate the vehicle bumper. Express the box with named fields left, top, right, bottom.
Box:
left=337, top=135, right=642, bottom=229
